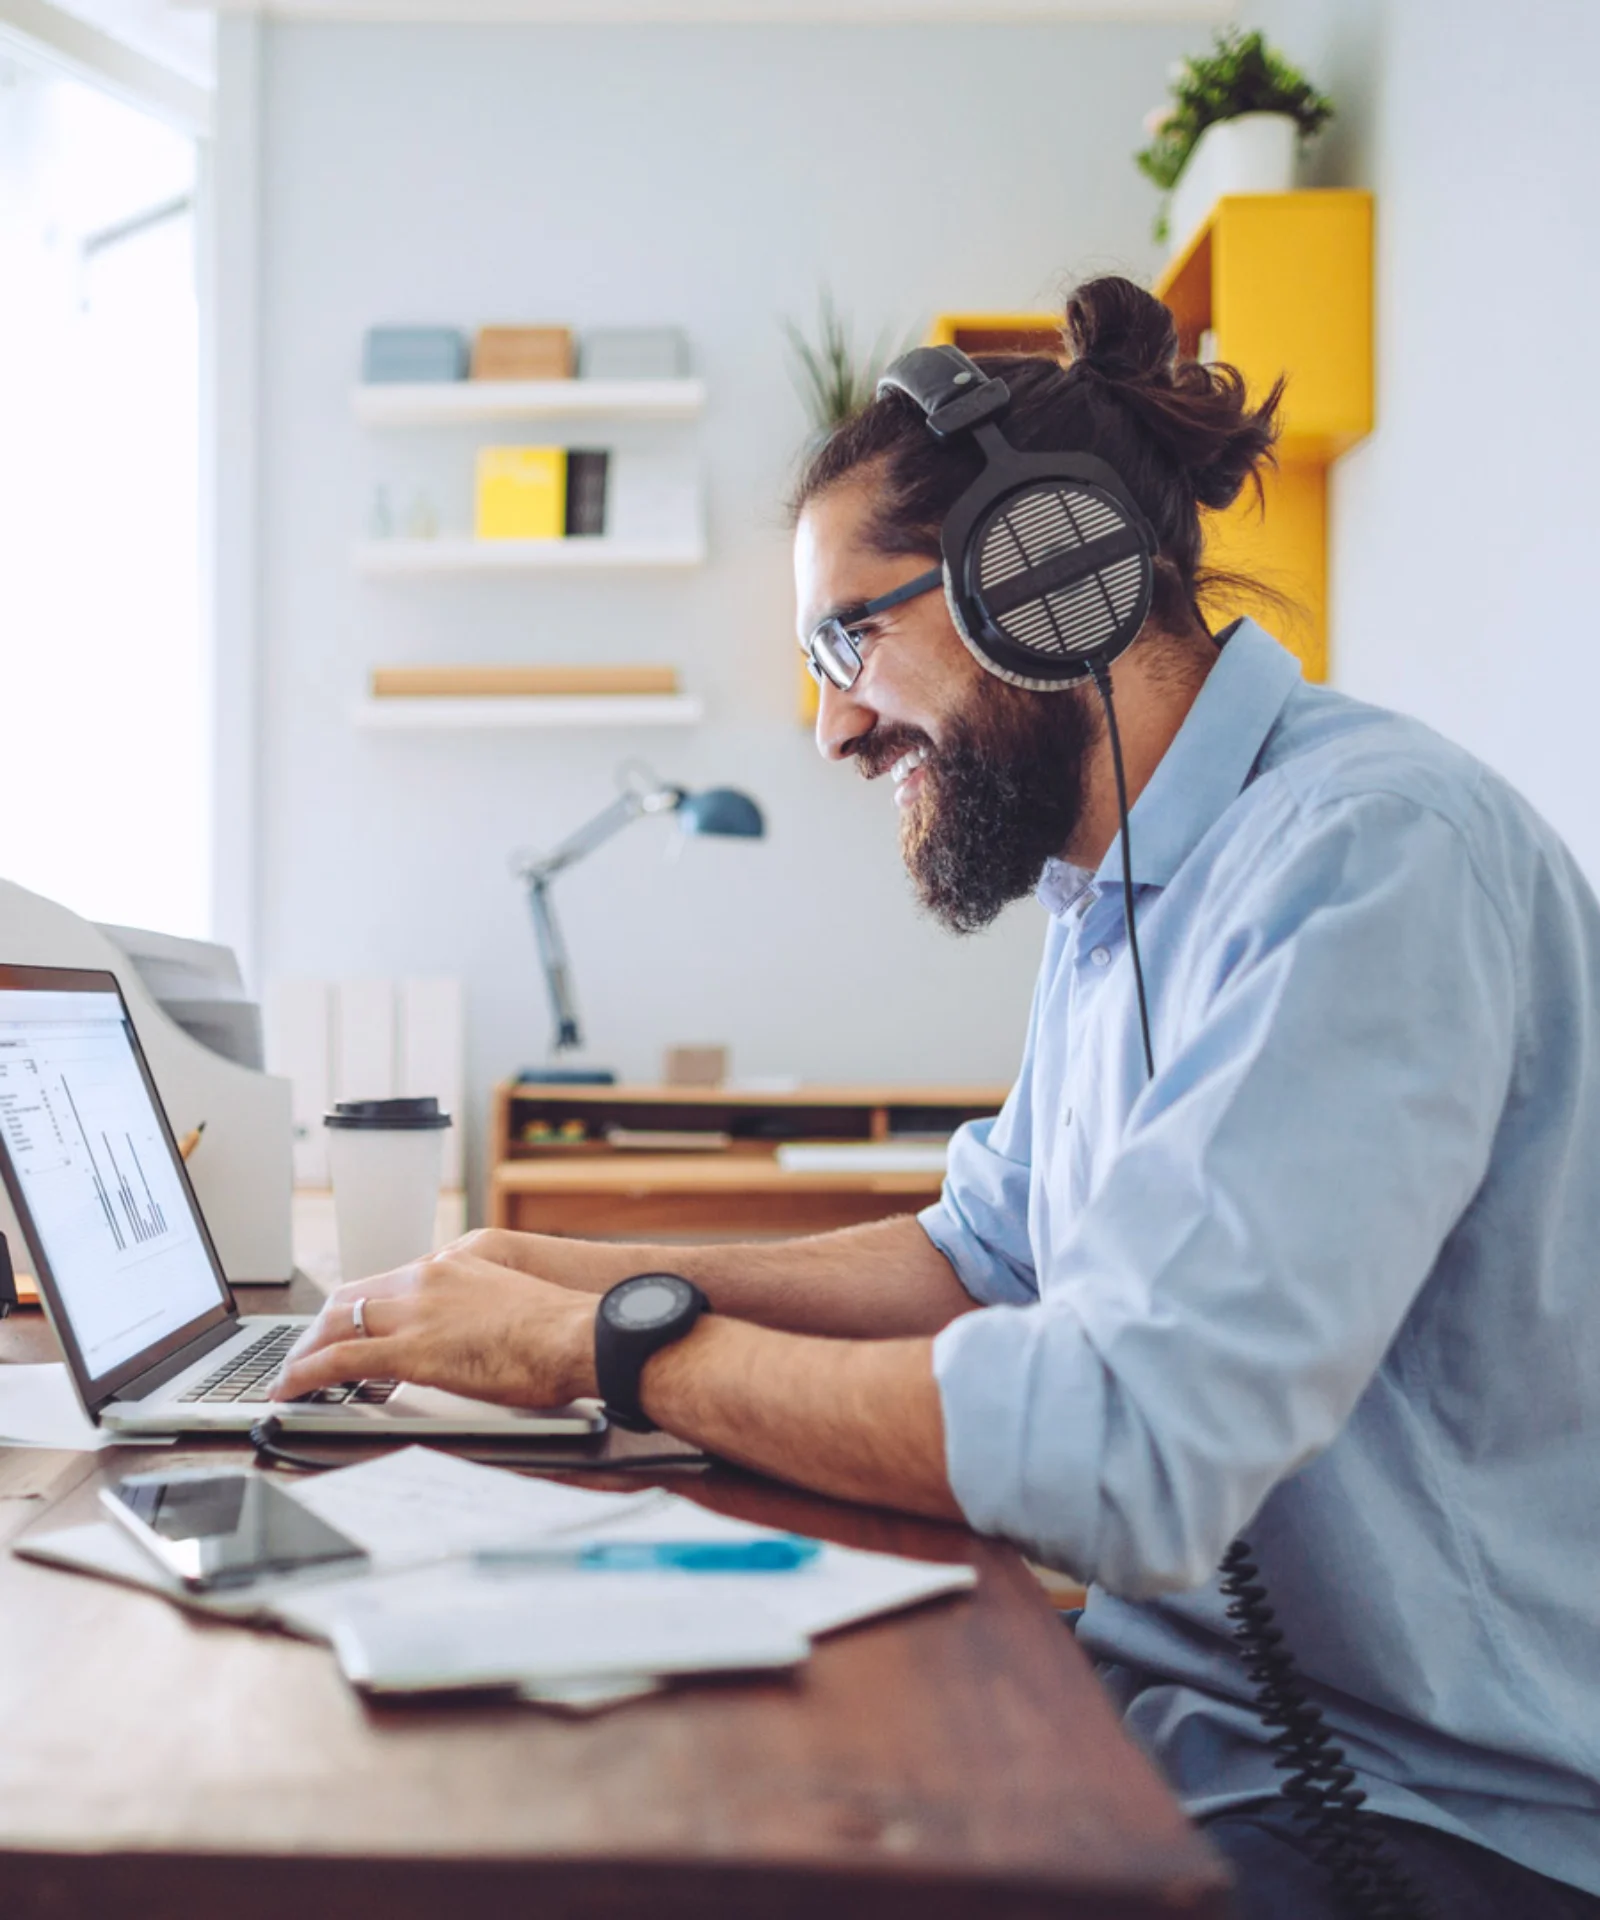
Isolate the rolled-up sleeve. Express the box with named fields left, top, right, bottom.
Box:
left=933, top=796, right=1518, bottom=1597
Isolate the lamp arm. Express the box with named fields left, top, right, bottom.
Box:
left=524, top=875, right=582, bottom=1054
left=512, top=768, right=690, bottom=1058
left=516, top=780, right=684, bottom=886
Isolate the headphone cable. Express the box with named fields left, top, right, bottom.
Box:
left=1086, top=652, right=1428, bottom=1920
left=1090, top=660, right=1155, bottom=1079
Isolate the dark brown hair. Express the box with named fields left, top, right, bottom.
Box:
left=791, top=275, right=1283, bottom=637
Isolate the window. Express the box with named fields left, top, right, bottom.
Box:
left=0, top=52, right=204, bottom=936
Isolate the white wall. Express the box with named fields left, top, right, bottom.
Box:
left=245, top=18, right=1193, bottom=1197
left=1248, top=0, right=1600, bottom=878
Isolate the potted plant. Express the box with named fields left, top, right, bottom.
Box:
left=1136, top=29, right=1334, bottom=250
left=783, top=292, right=915, bottom=440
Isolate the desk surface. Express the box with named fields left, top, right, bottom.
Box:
left=0, top=1295, right=1228, bottom=1920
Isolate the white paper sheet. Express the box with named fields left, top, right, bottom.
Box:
left=571, top=1493, right=979, bottom=1638
left=0, top=1362, right=171, bottom=1451
left=289, top=1445, right=664, bottom=1567
left=280, top=1486, right=977, bottom=1694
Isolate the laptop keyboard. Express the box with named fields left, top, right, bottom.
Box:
left=175, top=1323, right=399, bottom=1407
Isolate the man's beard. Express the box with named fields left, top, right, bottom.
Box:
left=857, top=678, right=1100, bottom=934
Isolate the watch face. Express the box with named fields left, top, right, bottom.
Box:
left=609, top=1274, right=691, bottom=1331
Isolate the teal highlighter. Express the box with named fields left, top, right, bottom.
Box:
left=473, top=1536, right=822, bottom=1574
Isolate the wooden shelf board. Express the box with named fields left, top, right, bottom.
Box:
left=352, top=378, right=706, bottom=426
left=492, top=1155, right=947, bottom=1195
left=370, top=665, right=679, bottom=699
left=354, top=695, right=703, bottom=730
left=355, top=535, right=705, bottom=575
left=502, top=1081, right=1011, bottom=1108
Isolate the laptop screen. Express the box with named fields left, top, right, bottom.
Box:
left=0, top=983, right=227, bottom=1383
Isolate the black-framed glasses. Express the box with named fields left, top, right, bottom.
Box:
left=801, top=566, right=943, bottom=691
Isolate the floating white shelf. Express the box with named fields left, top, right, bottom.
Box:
left=354, top=695, right=705, bottom=731
left=352, top=378, right=706, bottom=427
left=355, top=535, right=706, bottom=576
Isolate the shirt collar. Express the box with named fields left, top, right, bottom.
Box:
left=1035, top=621, right=1302, bottom=914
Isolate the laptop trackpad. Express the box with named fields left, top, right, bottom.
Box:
left=384, top=1383, right=599, bottom=1427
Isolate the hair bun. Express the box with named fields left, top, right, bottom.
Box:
left=1061, top=272, right=1279, bottom=514
left=1063, top=275, right=1178, bottom=384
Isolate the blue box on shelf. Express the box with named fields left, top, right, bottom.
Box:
left=362, top=326, right=469, bottom=384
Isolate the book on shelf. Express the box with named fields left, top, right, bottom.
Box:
left=564, top=449, right=609, bottom=537
left=476, top=446, right=565, bottom=540
left=604, top=1128, right=733, bottom=1153
left=369, top=665, right=680, bottom=700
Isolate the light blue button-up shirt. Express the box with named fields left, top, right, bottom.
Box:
left=923, top=624, right=1600, bottom=1893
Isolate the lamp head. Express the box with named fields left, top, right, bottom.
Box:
left=676, top=787, right=765, bottom=839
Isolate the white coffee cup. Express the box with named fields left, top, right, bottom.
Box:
left=323, top=1097, right=453, bottom=1283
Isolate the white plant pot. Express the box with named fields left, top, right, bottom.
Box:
left=1166, top=111, right=1300, bottom=256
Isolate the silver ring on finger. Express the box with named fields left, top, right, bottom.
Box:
left=351, top=1295, right=370, bottom=1338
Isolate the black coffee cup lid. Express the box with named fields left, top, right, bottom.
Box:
left=324, top=1097, right=452, bottom=1131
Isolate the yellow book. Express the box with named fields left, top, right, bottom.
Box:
left=476, top=446, right=566, bottom=540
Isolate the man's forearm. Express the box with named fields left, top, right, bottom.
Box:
left=279, top=1233, right=968, bottom=1521
left=637, top=1315, right=963, bottom=1521
left=479, top=1214, right=977, bottom=1339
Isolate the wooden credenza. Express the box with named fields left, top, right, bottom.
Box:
left=488, top=1081, right=1007, bottom=1239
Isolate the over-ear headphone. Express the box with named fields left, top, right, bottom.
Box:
left=875, top=344, right=1157, bottom=692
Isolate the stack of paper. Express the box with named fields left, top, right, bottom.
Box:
left=15, top=1448, right=977, bottom=1710
left=321, top=1570, right=808, bottom=1697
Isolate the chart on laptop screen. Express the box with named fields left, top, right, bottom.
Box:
left=0, top=990, right=223, bottom=1378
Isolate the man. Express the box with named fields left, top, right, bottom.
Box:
left=280, top=278, right=1600, bottom=1918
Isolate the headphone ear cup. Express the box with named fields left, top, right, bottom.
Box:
left=953, top=478, right=1153, bottom=687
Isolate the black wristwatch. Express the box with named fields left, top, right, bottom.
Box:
left=594, top=1272, right=708, bottom=1432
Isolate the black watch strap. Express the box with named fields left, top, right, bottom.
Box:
left=594, top=1273, right=708, bottom=1433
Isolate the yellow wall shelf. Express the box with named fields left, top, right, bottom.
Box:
left=926, top=313, right=1063, bottom=357
left=1156, top=190, right=1375, bottom=682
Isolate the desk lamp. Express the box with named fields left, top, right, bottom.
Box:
left=512, top=761, right=764, bottom=1083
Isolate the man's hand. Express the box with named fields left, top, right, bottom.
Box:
left=273, top=1248, right=599, bottom=1408
left=429, top=1227, right=606, bottom=1289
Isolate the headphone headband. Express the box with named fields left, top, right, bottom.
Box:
left=876, top=345, right=1012, bottom=438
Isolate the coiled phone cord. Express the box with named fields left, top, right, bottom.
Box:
left=1219, top=1542, right=1432, bottom=1919
left=1091, top=665, right=1431, bottom=1920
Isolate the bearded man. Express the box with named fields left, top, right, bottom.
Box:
left=280, top=278, right=1600, bottom=1920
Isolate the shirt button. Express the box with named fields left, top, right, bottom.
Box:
left=1090, top=945, right=1111, bottom=967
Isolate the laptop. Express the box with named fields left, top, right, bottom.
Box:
left=0, top=963, right=602, bottom=1441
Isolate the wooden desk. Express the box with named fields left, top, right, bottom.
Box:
left=0, top=1300, right=1227, bottom=1919
left=490, top=1083, right=1008, bottom=1238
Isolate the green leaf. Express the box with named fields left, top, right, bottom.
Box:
left=782, top=291, right=918, bottom=436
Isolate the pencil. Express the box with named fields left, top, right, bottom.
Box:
left=177, top=1121, right=207, bottom=1161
